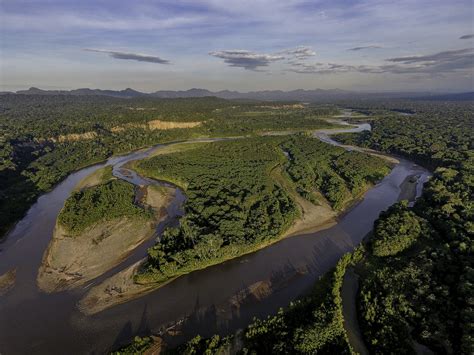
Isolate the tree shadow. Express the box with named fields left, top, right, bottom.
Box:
left=111, top=320, right=133, bottom=350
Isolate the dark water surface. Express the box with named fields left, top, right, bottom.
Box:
left=0, top=121, right=430, bottom=354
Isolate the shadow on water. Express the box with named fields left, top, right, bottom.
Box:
left=112, top=321, right=133, bottom=350
left=137, top=304, right=151, bottom=335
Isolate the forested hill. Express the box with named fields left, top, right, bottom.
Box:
left=0, top=95, right=338, bottom=238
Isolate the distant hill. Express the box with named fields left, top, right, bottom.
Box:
left=13, top=87, right=359, bottom=100
left=15, top=87, right=145, bottom=98
left=7, top=87, right=473, bottom=102
left=411, top=92, right=474, bottom=101
left=148, top=88, right=359, bottom=101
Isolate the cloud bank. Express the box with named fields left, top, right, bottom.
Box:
left=385, top=48, right=473, bottom=63
left=459, top=34, right=474, bottom=39
left=84, top=49, right=170, bottom=64
left=288, top=48, right=474, bottom=76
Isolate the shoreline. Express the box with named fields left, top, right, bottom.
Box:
left=37, top=184, right=176, bottom=293
left=0, top=269, right=16, bottom=296
left=78, top=212, right=336, bottom=315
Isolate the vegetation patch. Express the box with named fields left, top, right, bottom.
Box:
left=58, top=179, right=152, bottom=235
left=74, top=165, right=114, bottom=191
left=111, top=336, right=156, bottom=354
left=370, top=201, right=428, bottom=257
left=282, top=135, right=390, bottom=209
left=135, top=136, right=299, bottom=283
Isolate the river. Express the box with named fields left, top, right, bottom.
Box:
left=0, top=117, right=430, bottom=354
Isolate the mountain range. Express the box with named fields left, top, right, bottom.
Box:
left=3, top=87, right=473, bottom=101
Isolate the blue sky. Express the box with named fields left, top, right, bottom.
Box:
left=1, top=0, right=473, bottom=92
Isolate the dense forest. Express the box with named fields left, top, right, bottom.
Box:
left=334, top=100, right=473, bottom=354
left=281, top=136, right=389, bottom=209
left=127, top=100, right=472, bottom=354
left=0, top=95, right=338, bottom=237
left=132, top=135, right=388, bottom=284
left=58, top=179, right=152, bottom=235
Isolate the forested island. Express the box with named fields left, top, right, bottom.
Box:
left=132, top=135, right=388, bottom=284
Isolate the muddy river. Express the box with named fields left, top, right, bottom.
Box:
left=0, top=118, right=430, bottom=354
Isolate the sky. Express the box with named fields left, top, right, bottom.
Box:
left=1, top=0, right=473, bottom=92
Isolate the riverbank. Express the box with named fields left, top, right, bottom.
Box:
left=37, top=219, right=156, bottom=292
left=271, top=165, right=338, bottom=237
left=73, top=166, right=115, bottom=191
left=78, top=259, right=155, bottom=315
left=341, top=268, right=369, bottom=355
left=0, top=269, right=16, bottom=296
left=78, top=220, right=321, bottom=315
left=37, top=184, right=176, bottom=293
left=78, top=205, right=337, bottom=316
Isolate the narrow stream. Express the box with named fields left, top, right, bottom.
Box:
left=0, top=115, right=430, bottom=354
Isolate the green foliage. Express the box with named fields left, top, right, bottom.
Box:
left=371, top=201, right=427, bottom=256
left=359, top=261, right=422, bottom=354
left=134, top=134, right=388, bottom=284
left=332, top=150, right=390, bottom=194
left=135, top=136, right=299, bottom=282
left=281, top=135, right=389, bottom=209
left=111, top=336, right=154, bottom=354
left=58, top=180, right=151, bottom=234
left=335, top=100, right=473, bottom=171
left=172, top=335, right=231, bottom=355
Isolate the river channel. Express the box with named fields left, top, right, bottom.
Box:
left=0, top=117, right=430, bottom=354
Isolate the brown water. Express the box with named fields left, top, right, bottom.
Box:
left=0, top=120, right=430, bottom=354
